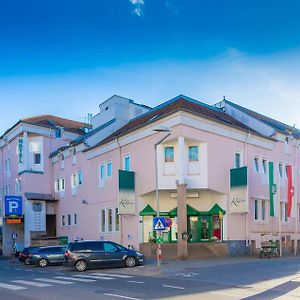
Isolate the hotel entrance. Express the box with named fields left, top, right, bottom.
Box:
left=140, top=203, right=225, bottom=244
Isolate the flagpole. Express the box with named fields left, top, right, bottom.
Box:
left=278, top=178, right=282, bottom=257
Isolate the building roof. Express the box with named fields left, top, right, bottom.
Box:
left=224, top=100, right=300, bottom=138
left=1, top=115, right=91, bottom=138
left=84, top=95, right=265, bottom=152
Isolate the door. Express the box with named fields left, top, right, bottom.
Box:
left=103, top=242, right=124, bottom=266
left=88, top=242, right=106, bottom=265
left=188, top=216, right=200, bottom=242
left=199, top=216, right=210, bottom=241
left=212, top=216, right=221, bottom=240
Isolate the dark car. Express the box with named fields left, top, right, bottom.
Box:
left=28, top=246, right=66, bottom=267
left=19, top=246, right=41, bottom=265
left=64, top=240, right=144, bottom=272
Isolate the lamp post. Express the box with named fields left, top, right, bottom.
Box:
left=153, top=126, right=171, bottom=272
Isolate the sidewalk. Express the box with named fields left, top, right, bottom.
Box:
left=129, top=255, right=300, bottom=277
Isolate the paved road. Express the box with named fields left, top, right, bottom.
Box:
left=0, top=256, right=300, bottom=299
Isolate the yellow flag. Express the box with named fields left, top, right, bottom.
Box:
left=219, top=211, right=223, bottom=220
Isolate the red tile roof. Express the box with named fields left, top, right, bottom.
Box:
left=85, top=95, right=265, bottom=152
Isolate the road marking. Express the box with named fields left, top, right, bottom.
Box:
left=0, top=282, right=27, bottom=291
left=74, top=274, right=115, bottom=280
left=163, top=284, right=185, bottom=290
left=91, top=273, right=133, bottom=278
left=35, top=278, right=74, bottom=285
left=55, top=276, right=97, bottom=282
left=127, top=280, right=144, bottom=284
left=12, top=280, right=52, bottom=287
left=104, top=293, right=142, bottom=300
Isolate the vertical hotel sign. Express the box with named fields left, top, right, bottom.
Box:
left=118, top=170, right=135, bottom=215
left=229, top=167, right=248, bottom=213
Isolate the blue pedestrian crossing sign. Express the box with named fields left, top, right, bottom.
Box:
left=153, top=217, right=166, bottom=231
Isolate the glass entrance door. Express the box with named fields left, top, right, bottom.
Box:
left=200, top=216, right=210, bottom=241
left=188, top=216, right=199, bottom=242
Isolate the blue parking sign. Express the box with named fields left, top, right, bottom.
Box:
left=5, top=196, right=22, bottom=216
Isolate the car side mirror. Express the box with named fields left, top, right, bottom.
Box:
left=114, top=248, right=120, bottom=252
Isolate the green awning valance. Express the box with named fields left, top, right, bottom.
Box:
left=140, top=204, right=156, bottom=216
left=168, top=204, right=199, bottom=217
left=208, top=204, right=226, bottom=215
left=140, top=203, right=226, bottom=217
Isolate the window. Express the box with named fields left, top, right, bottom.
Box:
left=107, top=161, right=112, bottom=177
left=115, top=207, right=119, bottom=232
left=253, top=157, right=259, bottom=173
left=262, top=159, right=267, bottom=174
left=78, top=171, right=83, bottom=185
left=67, top=214, right=71, bottom=226
left=56, top=177, right=65, bottom=191
left=71, top=173, right=77, bottom=188
left=254, top=199, right=268, bottom=221
left=55, top=128, right=62, bottom=138
left=5, top=159, right=10, bottom=177
left=72, top=148, right=77, bottom=165
left=279, top=163, right=283, bottom=178
left=235, top=152, right=241, bottom=168
left=281, top=202, right=288, bottom=222
left=165, top=147, right=174, bottom=163
left=189, top=146, right=198, bottom=162
left=100, top=209, right=106, bottom=232
left=34, top=152, right=41, bottom=165
left=61, top=215, right=65, bottom=226
left=5, top=184, right=10, bottom=196
left=124, top=155, right=131, bottom=171
left=108, top=208, right=113, bottom=232
left=104, top=242, right=117, bottom=252
left=73, top=213, right=77, bottom=225
left=254, top=200, right=259, bottom=220
left=61, top=154, right=64, bottom=169
left=285, top=165, right=289, bottom=178
left=100, top=164, right=105, bottom=179
left=261, top=200, right=266, bottom=221
left=15, top=180, right=22, bottom=194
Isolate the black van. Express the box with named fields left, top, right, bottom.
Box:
left=64, top=240, right=144, bottom=271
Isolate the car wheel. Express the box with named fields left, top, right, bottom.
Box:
left=24, top=258, right=31, bottom=265
left=38, top=258, right=48, bottom=267
left=124, top=256, right=136, bottom=268
left=75, top=260, right=87, bottom=272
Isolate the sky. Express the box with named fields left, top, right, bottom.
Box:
left=1, top=0, right=300, bottom=133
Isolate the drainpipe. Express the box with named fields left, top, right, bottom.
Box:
left=244, top=132, right=250, bottom=252
left=115, top=136, right=123, bottom=246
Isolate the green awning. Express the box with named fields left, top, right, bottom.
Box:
left=139, top=204, right=156, bottom=216
left=168, top=204, right=199, bottom=217
left=208, top=204, right=226, bottom=215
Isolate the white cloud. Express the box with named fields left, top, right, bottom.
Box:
left=129, top=0, right=144, bottom=16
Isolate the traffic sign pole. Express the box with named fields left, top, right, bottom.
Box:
left=156, top=231, right=162, bottom=272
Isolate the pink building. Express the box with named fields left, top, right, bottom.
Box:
left=0, top=115, right=90, bottom=255
left=1, top=94, right=300, bottom=257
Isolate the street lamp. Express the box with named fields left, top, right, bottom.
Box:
left=153, top=126, right=171, bottom=271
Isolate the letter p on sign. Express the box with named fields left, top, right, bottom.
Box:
left=9, top=201, right=19, bottom=214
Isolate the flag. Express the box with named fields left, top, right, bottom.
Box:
left=287, top=165, right=294, bottom=218
left=269, top=162, right=277, bottom=217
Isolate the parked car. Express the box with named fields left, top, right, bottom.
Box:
left=28, top=246, right=66, bottom=267
left=64, top=240, right=144, bottom=272
left=19, top=246, right=41, bottom=265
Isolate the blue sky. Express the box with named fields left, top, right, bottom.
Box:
left=1, top=0, right=300, bottom=133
